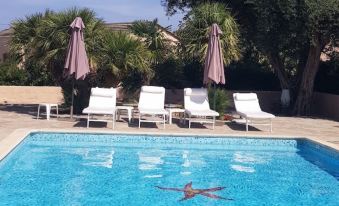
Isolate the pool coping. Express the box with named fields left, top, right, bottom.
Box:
left=1, top=128, right=338, bottom=161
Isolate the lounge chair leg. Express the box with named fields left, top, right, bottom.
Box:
left=138, top=114, right=141, bottom=128
left=163, top=114, right=166, bottom=129
left=118, top=110, right=121, bottom=121
left=37, top=105, right=40, bottom=119
left=270, top=119, right=272, bottom=132
left=87, top=114, right=90, bottom=128
left=127, top=109, right=132, bottom=123
left=112, top=114, right=115, bottom=129
left=246, top=119, right=248, bottom=132
left=56, top=105, right=59, bottom=119
left=46, top=104, right=51, bottom=120
left=212, top=116, right=215, bottom=130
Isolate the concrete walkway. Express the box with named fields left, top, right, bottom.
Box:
left=0, top=104, right=338, bottom=147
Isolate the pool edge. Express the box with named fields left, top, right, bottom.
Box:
left=0, top=129, right=31, bottom=161
left=1, top=128, right=338, bottom=161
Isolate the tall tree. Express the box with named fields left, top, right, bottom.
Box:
left=97, top=31, right=153, bottom=92
left=129, top=18, right=173, bottom=63
left=163, top=0, right=339, bottom=115
left=11, top=8, right=107, bottom=84
left=177, top=2, right=241, bottom=66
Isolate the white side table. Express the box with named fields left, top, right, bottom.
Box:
left=166, top=108, right=185, bottom=124
left=116, top=106, right=134, bottom=123
left=37, top=103, right=58, bottom=120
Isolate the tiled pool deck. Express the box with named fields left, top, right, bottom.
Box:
left=0, top=104, right=338, bottom=153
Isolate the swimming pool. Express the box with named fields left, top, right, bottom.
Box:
left=0, top=132, right=338, bottom=205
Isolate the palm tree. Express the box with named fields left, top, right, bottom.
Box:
left=10, top=8, right=106, bottom=83
left=129, top=18, right=173, bottom=62
left=97, top=31, right=153, bottom=91
left=10, top=11, right=51, bottom=65
left=177, top=2, right=241, bottom=66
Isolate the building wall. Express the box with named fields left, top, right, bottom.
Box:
left=0, top=36, right=11, bottom=63
left=0, top=86, right=64, bottom=104
left=312, top=92, right=339, bottom=121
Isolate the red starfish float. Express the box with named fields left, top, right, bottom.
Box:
left=156, top=182, right=233, bottom=201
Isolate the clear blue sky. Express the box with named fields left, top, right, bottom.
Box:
left=0, top=0, right=185, bottom=31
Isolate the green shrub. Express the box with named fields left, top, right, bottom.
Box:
left=151, top=57, right=184, bottom=88
left=314, top=57, right=339, bottom=95
left=0, top=62, right=28, bottom=85
left=226, top=53, right=280, bottom=91
left=208, top=87, right=230, bottom=119
left=25, top=61, right=54, bottom=86
left=120, top=70, right=146, bottom=100
left=61, top=78, right=91, bottom=114
left=182, top=58, right=204, bottom=88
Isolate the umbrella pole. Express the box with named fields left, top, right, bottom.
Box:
left=213, top=83, right=216, bottom=111
left=70, top=79, right=75, bottom=119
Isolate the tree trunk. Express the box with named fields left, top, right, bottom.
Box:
left=267, top=53, right=290, bottom=89
left=293, top=34, right=324, bottom=115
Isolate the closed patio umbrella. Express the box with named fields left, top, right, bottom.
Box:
left=203, top=23, right=225, bottom=110
left=64, top=17, right=90, bottom=119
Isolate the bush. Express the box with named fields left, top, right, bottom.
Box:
left=151, top=57, right=184, bottom=88
left=120, top=69, right=149, bottom=100
left=314, top=58, right=339, bottom=95
left=0, top=61, right=28, bottom=85
left=226, top=55, right=280, bottom=91
left=182, top=58, right=204, bottom=88
left=208, top=87, right=230, bottom=119
left=61, top=77, right=92, bottom=114
left=25, top=61, right=54, bottom=86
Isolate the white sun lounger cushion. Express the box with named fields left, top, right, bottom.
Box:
left=234, top=93, right=258, bottom=101
left=83, top=87, right=116, bottom=114
left=233, top=93, right=262, bottom=113
left=82, top=87, right=117, bottom=129
left=184, top=88, right=207, bottom=96
left=141, top=86, right=165, bottom=94
left=233, top=93, right=275, bottom=132
left=138, top=86, right=167, bottom=129
left=91, top=87, right=116, bottom=97
left=138, top=108, right=168, bottom=115
left=237, top=111, right=275, bottom=119
left=186, top=109, right=219, bottom=116
left=83, top=107, right=115, bottom=114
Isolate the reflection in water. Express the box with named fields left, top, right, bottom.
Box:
left=230, top=151, right=272, bottom=173
left=144, top=174, right=163, bottom=178
left=231, top=164, right=255, bottom=173
left=81, top=149, right=115, bottom=168
left=181, top=150, right=191, bottom=176
left=138, top=151, right=165, bottom=178
left=182, top=151, right=191, bottom=167
left=233, top=152, right=269, bottom=164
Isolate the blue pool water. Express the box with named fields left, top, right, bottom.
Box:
left=0, top=133, right=338, bottom=205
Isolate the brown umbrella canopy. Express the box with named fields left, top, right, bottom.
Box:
left=64, top=17, right=90, bottom=80
left=64, top=17, right=90, bottom=118
left=203, top=23, right=225, bottom=85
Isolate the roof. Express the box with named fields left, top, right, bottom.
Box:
left=320, top=40, right=339, bottom=62
left=0, top=22, right=179, bottom=42
left=105, top=22, right=179, bottom=42
left=0, top=28, right=13, bottom=37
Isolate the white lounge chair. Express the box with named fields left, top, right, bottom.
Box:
left=83, top=87, right=116, bottom=129
left=233, top=93, right=275, bottom=132
left=138, top=86, right=168, bottom=129
left=184, top=88, right=219, bottom=129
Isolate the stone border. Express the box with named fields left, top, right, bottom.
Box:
left=0, top=128, right=338, bottom=161
left=0, top=129, right=31, bottom=161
